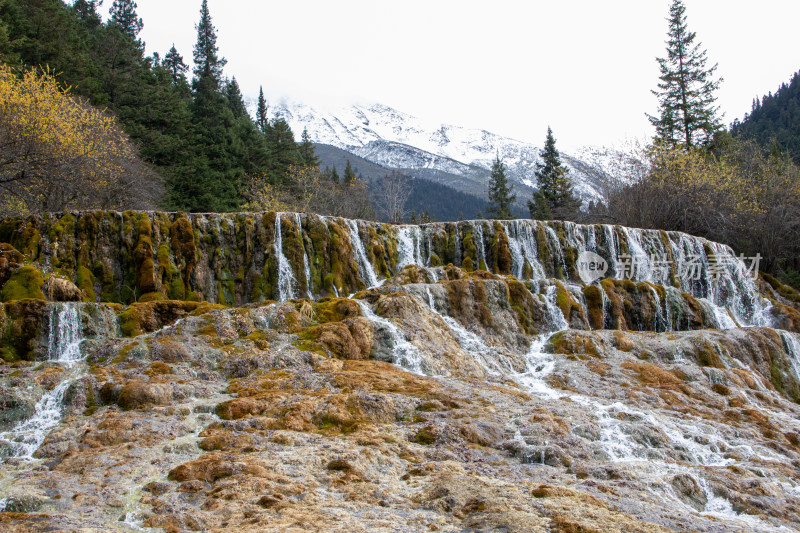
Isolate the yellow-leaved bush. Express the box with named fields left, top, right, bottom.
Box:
left=0, top=65, right=161, bottom=215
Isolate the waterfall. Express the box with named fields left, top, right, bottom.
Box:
left=47, top=302, right=84, bottom=365
left=274, top=213, right=298, bottom=302
left=602, top=225, right=621, bottom=278
left=396, top=226, right=424, bottom=270
left=502, top=220, right=546, bottom=280
left=356, top=300, right=423, bottom=373
left=1, top=303, right=86, bottom=460
left=453, top=224, right=461, bottom=266
left=295, top=213, right=313, bottom=299
left=422, top=287, right=512, bottom=375
left=475, top=223, right=486, bottom=269
left=514, top=284, right=571, bottom=398
left=347, top=220, right=379, bottom=288
left=779, top=331, right=800, bottom=382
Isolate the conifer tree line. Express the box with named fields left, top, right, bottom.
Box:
left=596, top=0, right=800, bottom=284
left=0, top=0, right=354, bottom=215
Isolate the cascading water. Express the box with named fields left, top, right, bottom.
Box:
left=422, top=287, right=512, bottom=375
left=274, top=213, right=298, bottom=301
left=347, top=220, right=379, bottom=288
left=779, top=331, right=800, bottom=382
left=355, top=300, right=423, bottom=374
left=1, top=303, right=86, bottom=460
left=475, top=223, right=486, bottom=269
left=256, top=215, right=774, bottom=331
left=295, top=213, right=314, bottom=299
left=514, top=284, right=571, bottom=398
left=396, top=226, right=424, bottom=271
left=47, top=302, right=83, bottom=365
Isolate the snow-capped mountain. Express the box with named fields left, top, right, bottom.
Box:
left=269, top=100, right=616, bottom=207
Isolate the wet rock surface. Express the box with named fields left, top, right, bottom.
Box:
left=0, top=213, right=800, bottom=531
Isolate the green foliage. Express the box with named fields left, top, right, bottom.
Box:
left=648, top=0, right=721, bottom=147
left=109, top=0, right=142, bottom=40
left=256, top=86, right=269, bottom=134
left=731, top=70, right=800, bottom=167
left=528, top=127, right=579, bottom=221
left=487, top=155, right=515, bottom=219
left=298, top=128, right=320, bottom=168
left=343, top=159, right=356, bottom=185
left=1, top=266, right=45, bottom=301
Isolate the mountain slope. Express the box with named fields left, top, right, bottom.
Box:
left=731, top=69, right=800, bottom=165
left=271, top=100, right=612, bottom=209
left=313, top=144, right=496, bottom=221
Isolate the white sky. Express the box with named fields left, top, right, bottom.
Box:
left=111, top=0, right=800, bottom=151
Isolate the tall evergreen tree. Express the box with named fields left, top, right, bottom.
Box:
left=528, top=127, right=579, bottom=220
left=73, top=0, right=102, bottom=29
left=224, top=76, right=247, bottom=118
left=343, top=159, right=356, bottom=184
left=182, top=0, right=241, bottom=212
left=298, top=128, right=319, bottom=168
left=193, top=0, right=225, bottom=83
left=256, top=86, right=269, bottom=134
left=163, top=45, right=188, bottom=87
left=266, top=117, right=298, bottom=185
left=486, top=155, right=515, bottom=219
left=109, top=0, right=143, bottom=40
left=648, top=0, right=722, bottom=147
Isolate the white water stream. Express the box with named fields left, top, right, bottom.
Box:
left=1, top=303, right=87, bottom=460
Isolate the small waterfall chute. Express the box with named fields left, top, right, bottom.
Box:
left=295, top=213, right=314, bottom=299
left=356, top=300, right=423, bottom=374
left=347, top=220, right=379, bottom=288
left=274, top=213, right=298, bottom=302
left=1, top=302, right=87, bottom=460
left=779, top=331, right=800, bottom=382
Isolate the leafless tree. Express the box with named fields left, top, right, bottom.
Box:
left=375, top=171, right=412, bottom=224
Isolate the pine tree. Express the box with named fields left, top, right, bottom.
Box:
left=528, top=127, right=579, bottom=220
left=192, top=0, right=225, bottom=84
left=163, top=45, right=188, bottom=87
left=648, top=0, right=722, bottom=147
left=73, top=0, right=102, bottom=29
left=109, top=0, right=143, bottom=40
left=224, top=77, right=247, bottom=118
left=256, top=86, right=269, bottom=134
left=298, top=128, right=319, bottom=168
left=184, top=0, right=242, bottom=211
left=330, top=165, right=340, bottom=183
left=343, top=159, right=356, bottom=184
left=486, top=155, right=516, bottom=219
left=266, top=117, right=298, bottom=185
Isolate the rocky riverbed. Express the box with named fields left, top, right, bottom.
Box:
left=1, top=212, right=800, bottom=531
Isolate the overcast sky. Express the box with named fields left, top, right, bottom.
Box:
left=110, top=0, right=800, bottom=151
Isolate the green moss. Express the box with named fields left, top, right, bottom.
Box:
left=490, top=223, right=512, bottom=275
left=76, top=266, right=95, bottom=302
left=133, top=214, right=156, bottom=295
left=412, top=426, right=436, bottom=445
left=554, top=281, right=571, bottom=320
left=15, top=222, right=41, bottom=260
left=691, top=338, right=724, bottom=368
left=762, top=272, right=800, bottom=303
left=0, top=300, right=48, bottom=361
left=313, top=297, right=362, bottom=323
left=1, top=266, right=46, bottom=302
left=429, top=253, right=442, bottom=267
left=583, top=285, right=605, bottom=330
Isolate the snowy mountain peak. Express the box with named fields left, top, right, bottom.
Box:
left=269, top=99, right=614, bottom=206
